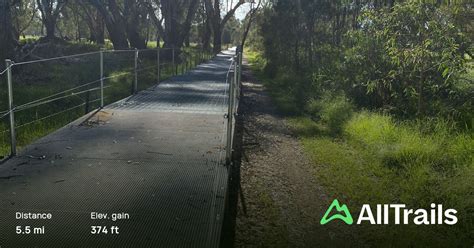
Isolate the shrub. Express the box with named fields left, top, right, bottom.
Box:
left=343, top=112, right=398, bottom=147
left=306, top=98, right=320, bottom=117
left=318, top=94, right=354, bottom=134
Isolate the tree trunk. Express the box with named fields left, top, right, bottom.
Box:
left=45, top=19, right=56, bottom=39
left=241, top=18, right=252, bottom=49
left=178, top=0, right=199, bottom=47
left=161, top=0, right=178, bottom=48
left=80, top=3, right=104, bottom=44
left=127, top=28, right=146, bottom=49
left=95, top=16, right=105, bottom=44
left=37, top=0, right=67, bottom=41
left=0, top=0, right=17, bottom=63
left=106, top=23, right=129, bottom=49
left=126, top=6, right=146, bottom=49
left=212, top=22, right=222, bottom=54
left=203, top=30, right=211, bottom=51
left=90, top=0, right=129, bottom=49
left=185, top=35, right=190, bottom=47
left=124, top=0, right=146, bottom=49
left=159, top=0, right=198, bottom=49
left=204, top=0, right=244, bottom=54
left=90, top=10, right=105, bottom=44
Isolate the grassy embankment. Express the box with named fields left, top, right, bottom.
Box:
left=245, top=50, right=473, bottom=247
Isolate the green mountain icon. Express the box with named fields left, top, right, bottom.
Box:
left=320, top=199, right=353, bottom=225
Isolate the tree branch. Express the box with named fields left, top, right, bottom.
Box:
left=221, top=0, right=244, bottom=27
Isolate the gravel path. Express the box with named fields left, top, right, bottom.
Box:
left=234, top=63, right=355, bottom=247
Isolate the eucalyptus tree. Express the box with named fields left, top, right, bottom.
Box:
left=241, top=0, right=263, bottom=48
left=36, top=0, right=68, bottom=40
left=12, top=0, right=37, bottom=39
left=146, top=0, right=199, bottom=49
left=203, top=0, right=247, bottom=53
left=77, top=2, right=105, bottom=44
left=0, top=0, right=18, bottom=63
left=88, top=0, right=150, bottom=49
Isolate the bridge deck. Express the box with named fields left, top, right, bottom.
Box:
left=0, top=51, right=234, bottom=247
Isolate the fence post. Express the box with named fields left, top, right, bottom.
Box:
left=226, top=72, right=235, bottom=164
left=85, top=90, right=91, bottom=114
left=226, top=56, right=238, bottom=164
left=157, top=47, right=160, bottom=84
left=238, top=48, right=243, bottom=88
left=234, top=55, right=238, bottom=112
left=134, top=48, right=138, bottom=93
left=100, top=49, right=104, bottom=108
left=5, top=59, right=16, bottom=156
left=172, top=47, right=176, bottom=75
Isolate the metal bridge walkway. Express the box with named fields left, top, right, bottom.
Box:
left=0, top=50, right=235, bottom=247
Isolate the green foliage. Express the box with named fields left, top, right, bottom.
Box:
left=249, top=40, right=474, bottom=245
left=18, top=35, right=40, bottom=45
left=344, top=112, right=473, bottom=171
left=358, top=3, right=467, bottom=117
left=287, top=111, right=474, bottom=246
left=338, top=2, right=471, bottom=121
left=308, top=93, right=354, bottom=134
left=257, top=1, right=472, bottom=127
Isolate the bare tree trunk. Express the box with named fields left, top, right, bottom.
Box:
left=37, top=0, right=67, bottom=40
left=95, top=13, right=105, bottom=44
left=105, top=22, right=129, bottom=49
left=156, top=0, right=198, bottom=49
left=241, top=0, right=262, bottom=49
left=204, top=0, right=244, bottom=54
left=203, top=14, right=212, bottom=50
left=212, top=21, right=222, bottom=53
left=0, top=0, right=17, bottom=63
left=124, top=0, right=146, bottom=49
left=45, top=19, right=56, bottom=39
left=89, top=0, right=129, bottom=49
left=161, top=0, right=178, bottom=48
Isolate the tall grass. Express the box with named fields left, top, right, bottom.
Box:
left=247, top=50, right=474, bottom=246
left=287, top=104, right=474, bottom=247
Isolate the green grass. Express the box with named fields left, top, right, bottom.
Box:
left=288, top=113, right=474, bottom=246
left=246, top=49, right=474, bottom=247
left=245, top=50, right=304, bottom=115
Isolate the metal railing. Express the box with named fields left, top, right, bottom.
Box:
left=0, top=46, right=214, bottom=160
left=225, top=47, right=243, bottom=164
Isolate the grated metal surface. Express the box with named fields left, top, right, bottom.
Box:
left=0, top=51, right=235, bottom=248
left=108, top=55, right=232, bottom=114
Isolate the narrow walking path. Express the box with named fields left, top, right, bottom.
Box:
left=234, top=62, right=357, bottom=247
left=0, top=51, right=235, bottom=248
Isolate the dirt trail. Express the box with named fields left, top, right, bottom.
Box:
left=234, top=63, right=355, bottom=247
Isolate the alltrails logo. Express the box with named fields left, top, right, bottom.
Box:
left=320, top=199, right=458, bottom=225
left=320, top=199, right=353, bottom=225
